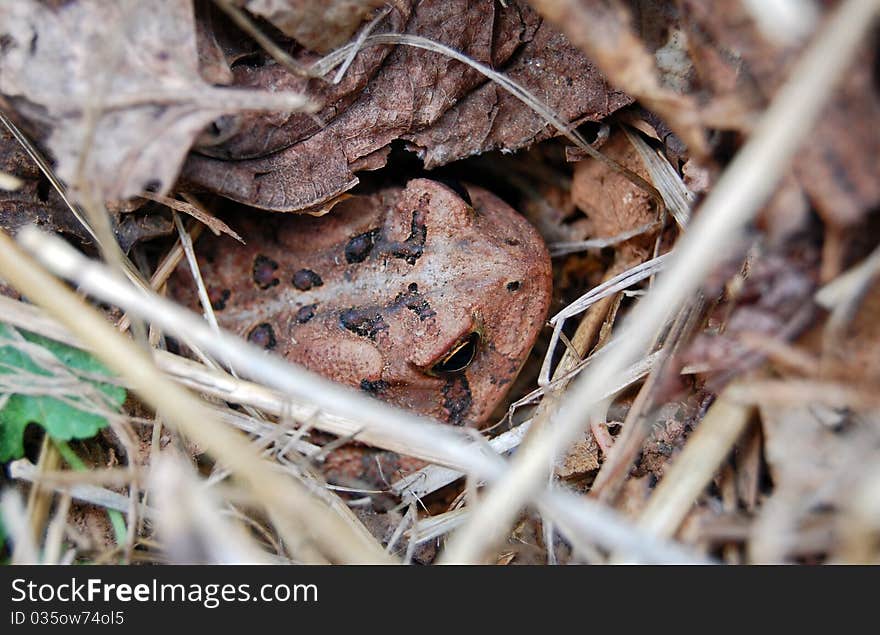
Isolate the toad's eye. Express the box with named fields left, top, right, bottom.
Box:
left=431, top=332, right=480, bottom=375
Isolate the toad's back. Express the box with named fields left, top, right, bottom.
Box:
left=172, top=178, right=552, bottom=426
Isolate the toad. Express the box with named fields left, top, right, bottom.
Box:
left=172, top=178, right=551, bottom=428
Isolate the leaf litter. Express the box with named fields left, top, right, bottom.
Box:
left=0, top=0, right=879, bottom=565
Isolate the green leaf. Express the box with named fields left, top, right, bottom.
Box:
left=0, top=323, right=126, bottom=462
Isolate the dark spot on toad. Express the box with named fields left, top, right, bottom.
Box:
left=292, top=268, right=323, bottom=290
left=252, top=254, right=279, bottom=289
left=345, top=228, right=380, bottom=263
left=247, top=323, right=276, bottom=350
left=442, top=375, right=472, bottom=426
left=359, top=379, right=389, bottom=396
left=388, top=210, right=427, bottom=265
left=393, top=284, right=436, bottom=321
left=504, top=238, right=520, bottom=247
left=506, top=281, right=521, bottom=292
left=210, top=288, right=231, bottom=311
left=339, top=307, right=388, bottom=340
left=296, top=304, right=317, bottom=324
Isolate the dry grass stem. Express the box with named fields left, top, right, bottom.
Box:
left=95, top=87, right=312, bottom=113
left=0, top=111, right=100, bottom=245
left=548, top=222, right=661, bottom=257
left=0, top=290, right=665, bottom=550
left=0, top=169, right=22, bottom=190
left=540, top=253, right=671, bottom=385
left=10, top=459, right=141, bottom=518
left=14, top=228, right=705, bottom=563
left=742, top=0, right=819, bottom=44
left=332, top=5, right=392, bottom=84
left=211, top=0, right=313, bottom=78
left=1, top=489, right=40, bottom=564
left=623, top=125, right=693, bottom=228
left=22, top=437, right=60, bottom=561
left=634, top=392, right=754, bottom=542
left=140, top=192, right=242, bottom=241
left=726, top=380, right=880, bottom=410
left=439, top=0, right=880, bottom=564
left=151, top=455, right=274, bottom=564
left=42, top=491, right=71, bottom=565
left=0, top=228, right=392, bottom=563
left=315, top=32, right=665, bottom=210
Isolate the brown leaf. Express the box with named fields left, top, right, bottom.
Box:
left=533, top=0, right=880, bottom=234
left=194, top=0, right=236, bottom=86
left=183, top=0, right=631, bottom=212
left=0, top=0, right=310, bottom=205
left=527, top=0, right=706, bottom=156
left=571, top=131, right=659, bottom=262
left=403, top=20, right=632, bottom=168
left=682, top=241, right=819, bottom=385
left=194, top=1, right=412, bottom=159
left=756, top=399, right=880, bottom=562
left=555, top=436, right=600, bottom=479
left=790, top=58, right=880, bottom=230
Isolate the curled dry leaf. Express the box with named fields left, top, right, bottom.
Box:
left=184, top=0, right=632, bottom=212
left=530, top=0, right=880, bottom=234
left=0, top=0, right=311, bottom=205
left=139, top=192, right=243, bottom=242
left=194, top=1, right=413, bottom=160
left=402, top=21, right=627, bottom=169
left=527, top=0, right=706, bottom=156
